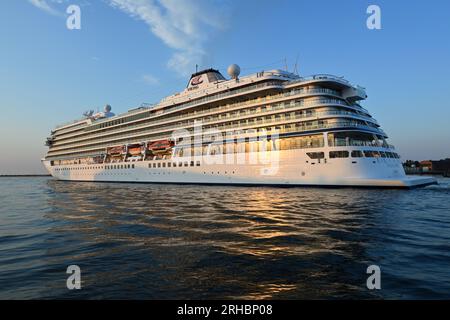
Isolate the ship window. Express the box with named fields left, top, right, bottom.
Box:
left=132, top=164, right=135, bottom=169
left=380, top=152, right=387, bottom=158
left=158, top=163, right=161, bottom=168
left=330, top=151, right=349, bottom=158
left=168, top=162, right=171, bottom=167
left=364, top=151, right=375, bottom=158
left=306, top=152, right=325, bottom=159
left=173, top=163, right=177, bottom=167
left=162, top=163, right=166, bottom=168
left=184, top=162, right=188, bottom=167
left=351, top=150, right=363, bottom=158
left=190, top=161, right=194, bottom=167
left=179, top=162, right=183, bottom=167
left=196, top=161, right=201, bottom=166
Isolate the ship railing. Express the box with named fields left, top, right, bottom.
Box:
left=328, top=140, right=386, bottom=148
left=287, top=74, right=351, bottom=86
left=54, top=117, right=87, bottom=130
left=53, top=82, right=343, bottom=132
left=156, top=84, right=341, bottom=118
left=53, top=73, right=359, bottom=132
left=352, top=103, right=370, bottom=114
left=50, top=98, right=378, bottom=148
left=54, top=81, right=283, bottom=131
left=54, top=118, right=90, bottom=133
left=47, top=119, right=386, bottom=157
left=334, top=141, right=394, bottom=149
left=50, top=88, right=346, bottom=142
left=160, top=81, right=283, bottom=112
left=50, top=100, right=378, bottom=149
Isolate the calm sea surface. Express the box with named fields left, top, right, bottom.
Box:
left=0, top=176, right=449, bottom=299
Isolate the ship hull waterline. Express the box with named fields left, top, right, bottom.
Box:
left=42, top=152, right=437, bottom=189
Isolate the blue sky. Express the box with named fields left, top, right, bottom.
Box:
left=1, top=0, right=449, bottom=174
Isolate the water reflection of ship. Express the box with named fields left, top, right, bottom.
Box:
left=44, top=180, right=398, bottom=298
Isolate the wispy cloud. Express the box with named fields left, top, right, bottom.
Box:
left=29, top=0, right=231, bottom=76
left=107, top=0, right=231, bottom=76
left=141, top=74, right=159, bottom=85
left=28, top=0, right=64, bottom=16
left=29, top=0, right=91, bottom=16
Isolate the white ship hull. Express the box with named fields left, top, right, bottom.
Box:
left=42, top=148, right=436, bottom=188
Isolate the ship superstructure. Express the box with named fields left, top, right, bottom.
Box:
left=42, top=65, right=436, bottom=188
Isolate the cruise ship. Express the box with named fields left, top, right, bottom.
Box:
left=42, top=64, right=436, bottom=188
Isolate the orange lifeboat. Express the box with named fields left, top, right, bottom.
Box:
left=147, top=139, right=174, bottom=154
left=107, top=145, right=126, bottom=155
left=127, top=143, right=144, bottom=156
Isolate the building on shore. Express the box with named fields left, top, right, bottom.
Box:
left=431, top=159, right=450, bottom=176
left=419, top=160, right=433, bottom=172
left=404, top=159, right=450, bottom=176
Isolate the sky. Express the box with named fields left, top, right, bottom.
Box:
left=1, top=0, right=449, bottom=174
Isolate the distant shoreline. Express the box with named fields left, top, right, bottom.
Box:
left=0, top=174, right=51, bottom=177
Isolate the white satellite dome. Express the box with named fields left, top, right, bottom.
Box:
left=104, top=104, right=112, bottom=113
left=227, top=64, right=241, bottom=80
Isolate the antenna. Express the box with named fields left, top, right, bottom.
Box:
left=284, top=57, right=288, bottom=72
left=195, top=64, right=198, bottom=73
left=293, top=54, right=299, bottom=75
